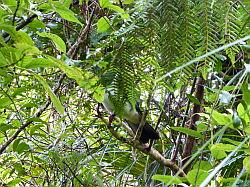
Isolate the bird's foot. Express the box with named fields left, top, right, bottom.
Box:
left=108, top=114, right=115, bottom=125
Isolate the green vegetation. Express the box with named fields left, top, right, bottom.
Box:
left=0, top=0, right=250, bottom=186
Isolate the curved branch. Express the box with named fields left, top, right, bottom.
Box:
left=98, top=115, right=186, bottom=177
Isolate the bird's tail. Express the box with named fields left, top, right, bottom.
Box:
left=126, top=121, right=159, bottom=143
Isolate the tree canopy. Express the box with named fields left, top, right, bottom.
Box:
left=0, top=0, right=250, bottom=186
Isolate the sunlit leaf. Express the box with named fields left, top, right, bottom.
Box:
left=52, top=2, right=83, bottom=25
left=93, top=86, right=105, bottom=103
left=152, top=175, right=182, bottom=185
left=0, top=97, right=12, bottom=108
left=33, top=73, right=65, bottom=115
left=20, top=57, right=56, bottom=68
left=243, top=157, right=250, bottom=173
left=187, top=169, right=209, bottom=186
left=171, top=127, right=204, bottom=139
left=100, top=0, right=111, bottom=8
left=206, top=108, right=232, bottom=126
left=97, top=17, right=110, bottom=33
left=108, top=4, right=125, bottom=13
left=193, top=161, right=212, bottom=171
left=210, top=143, right=236, bottom=160
left=37, top=32, right=66, bottom=53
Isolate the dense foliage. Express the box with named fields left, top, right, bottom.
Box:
left=0, top=0, right=250, bottom=186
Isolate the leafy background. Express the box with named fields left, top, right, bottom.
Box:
left=0, top=0, right=250, bottom=186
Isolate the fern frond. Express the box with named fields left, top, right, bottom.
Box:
left=223, top=0, right=243, bottom=64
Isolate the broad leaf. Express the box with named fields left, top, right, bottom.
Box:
left=152, top=175, right=182, bottom=185
left=20, top=57, right=56, bottom=68
left=108, top=4, right=125, bottom=13
left=37, top=32, right=66, bottom=53
left=210, top=143, right=236, bottom=160
left=93, top=86, right=105, bottom=103
left=97, top=17, right=110, bottom=33
left=187, top=94, right=201, bottom=105
left=187, top=169, right=209, bottom=186
left=100, top=0, right=111, bottom=8
left=52, top=2, right=83, bottom=25
left=33, top=73, right=65, bottom=115
left=171, top=127, right=204, bottom=139
left=16, top=142, right=30, bottom=154
left=243, top=157, right=250, bottom=173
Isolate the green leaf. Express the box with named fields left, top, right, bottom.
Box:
left=38, top=2, right=52, bottom=12
left=206, top=107, right=232, bottom=126
left=243, top=157, right=250, bottom=173
left=28, top=19, right=46, bottom=29
left=15, top=31, right=34, bottom=45
left=210, top=143, right=236, bottom=160
left=187, top=94, right=201, bottom=105
left=100, top=0, right=111, bottom=8
left=13, top=163, right=26, bottom=176
left=16, top=142, right=30, bottom=154
left=33, top=73, right=65, bottom=115
left=187, top=169, right=209, bottom=186
left=123, top=0, right=134, bottom=4
left=152, top=175, right=182, bottom=185
left=223, top=86, right=236, bottom=92
left=47, top=56, right=85, bottom=85
left=222, top=138, right=248, bottom=148
left=196, top=122, right=208, bottom=132
left=0, top=97, right=12, bottom=108
left=13, top=138, right=21, bottom=151
left=7, top=178, right=22, bottom=186
left=233, top=111, right=242, bottom=128
left=97, top=17, right=110, bottom=33
left=193, top=161, right=212, bottom=171
left=121, top=13, right=130, bottom=19
left=237, top=103, right=250, bottom=128
left=242, top=83, right=250, bottom=105
left=0, top=24, right=17, bottom=39
left=0, top=123, right=15, bottom=133
left=20, top=57, right=56, bottom=68
left=93, top=86, right=105, bottom=103
left=15, top=43, right=40, bottom=55
left=171, top=127, right=204, bottom=139
left=0, top=51, right=10, bottom=67
left=37, top=32, right=66, bottom=53
left=107, top=4, right=125, bottom=13
left=52, top=2, right=83, bottom=25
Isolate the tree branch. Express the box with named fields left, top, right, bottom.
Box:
left=0, top=73, right=65, bottom=155
left=98, top=115, right=186, bottom=177
left=3, top=14, right=38, bottom=38
left=182, top=76, right=205, bottom=170
left=0, top=7, right=96, bottom=154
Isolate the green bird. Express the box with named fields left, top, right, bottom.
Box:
left=103, top=91, right=159, bottom=144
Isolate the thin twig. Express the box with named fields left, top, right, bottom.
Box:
left=0, top=6, right=96, bottom=154
left=171, top=77, right=197, bottom=162
left=0, top=73, right=65, bottom=155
